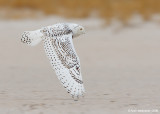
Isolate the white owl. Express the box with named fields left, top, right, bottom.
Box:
left=21, top=23, right=85, bottom=100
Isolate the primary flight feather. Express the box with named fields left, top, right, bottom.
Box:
left=21, top=23, right=85, bottom=100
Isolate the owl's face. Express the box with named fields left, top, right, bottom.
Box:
left=68, top=24, right=85, bottom=38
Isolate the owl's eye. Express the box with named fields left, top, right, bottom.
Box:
left=80, top=28, right=83, bottom=30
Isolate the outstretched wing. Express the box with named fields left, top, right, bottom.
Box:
left=42, top=28, right=85, bottom=98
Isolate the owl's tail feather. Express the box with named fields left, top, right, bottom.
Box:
left=21, top=29, right=43, bottom=46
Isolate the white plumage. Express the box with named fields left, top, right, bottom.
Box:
left=21, top=23, right=85, bottom=100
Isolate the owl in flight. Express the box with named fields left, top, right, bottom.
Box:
left=21, top=23, right=85, bottom=100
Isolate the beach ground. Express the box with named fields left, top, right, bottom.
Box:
left=0, top=17, right=160, bottom=114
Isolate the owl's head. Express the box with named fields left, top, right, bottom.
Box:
left=68, top=23, right=85, bottom=38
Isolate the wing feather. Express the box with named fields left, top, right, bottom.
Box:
left=42, top=27, right=85, bottom=98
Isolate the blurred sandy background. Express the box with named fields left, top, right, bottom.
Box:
left=0, top=0, right=160, bottom=114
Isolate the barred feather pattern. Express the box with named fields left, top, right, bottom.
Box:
left=42, top=24, right=85, bottom=99
left=21, top=29, right=43, bottom=46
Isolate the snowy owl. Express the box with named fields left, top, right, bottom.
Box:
left=21, top=23, right=85, bottom=100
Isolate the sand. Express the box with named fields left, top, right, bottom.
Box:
left=0, top=16, right=160, bottom=114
